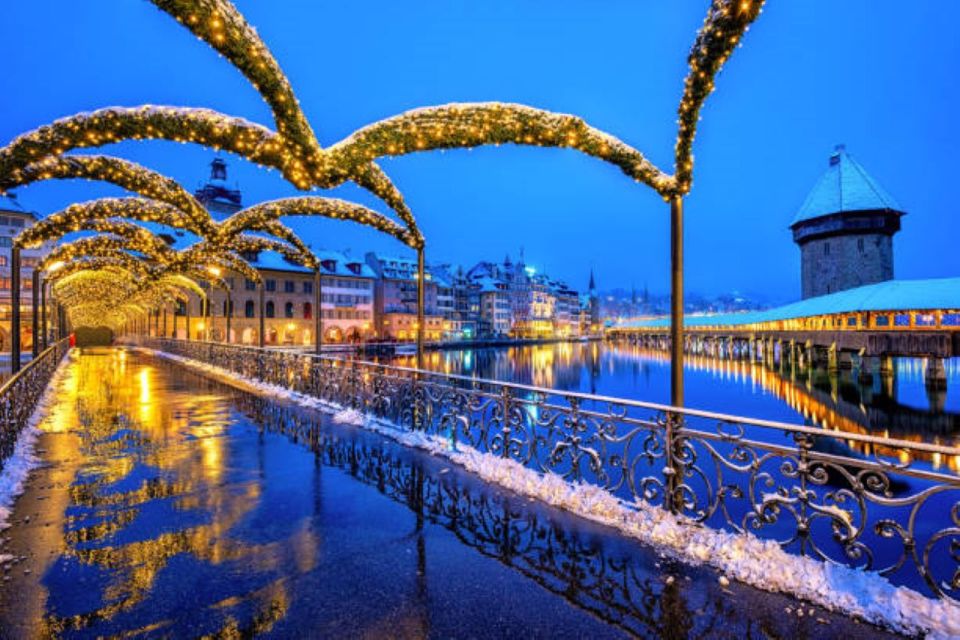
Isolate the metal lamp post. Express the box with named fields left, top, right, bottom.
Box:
left=224, top=288, right=232, bottom=343
left=10, top=246, right=21, bottom=373
left=314, top=268, right=322, bottom=356
left=670, top=196, right=684, bottom=407
left=258, top=281, right=265, bottom=348
left=41, top=277, right=48, bottom=349
left=416, top=246, right=425, bottom=370
left=31, top=268, right=40, bottom=357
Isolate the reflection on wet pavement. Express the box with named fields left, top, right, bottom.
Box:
left=0, top=348, right=898, bottom=638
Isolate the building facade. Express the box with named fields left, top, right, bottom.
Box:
left=0, top=194, right=49, bottom=352
left=176, top=250, right=376, bottom=345
left=364, top=252, right=446, bottom=341
left=464, top=253, right=583, bottom=339
left=791, top=146, right=904, bottom=299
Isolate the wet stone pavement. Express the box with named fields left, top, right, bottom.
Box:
left=0, top=348, right=902, bottom=638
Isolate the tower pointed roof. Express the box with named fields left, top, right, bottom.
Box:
left=588, top=268, right=596, bottom=291
left=791, top=145, right=904, bottom=227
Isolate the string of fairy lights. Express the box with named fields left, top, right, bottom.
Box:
left=1, top=0, right=764, bottom=333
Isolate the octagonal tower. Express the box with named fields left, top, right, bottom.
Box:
left=791, top=145, right=905, bottom=299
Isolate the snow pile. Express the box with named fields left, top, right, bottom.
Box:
left=142, top=346, right=960, bottom=639
left=0, top=351, right=74, bottom=550
left=332, top=408, right=365, bottom=426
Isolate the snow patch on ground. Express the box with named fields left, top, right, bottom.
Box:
left=0, top=351, right=74, bottom=562
left=332, top=408, right=365, bottom=426
left=139, top=346, right=960, bottom=639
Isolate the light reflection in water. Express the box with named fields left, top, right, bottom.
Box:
left=34, top=348, right=293, bottom=637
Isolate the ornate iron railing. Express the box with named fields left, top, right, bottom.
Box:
left=230, top=391, right=842, bottom=638
left=135, top=337, right=960, bottom=602
left=0, top=337, right=71, bottom=466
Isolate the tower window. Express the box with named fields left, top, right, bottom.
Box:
left=823, top=242, right=830, bottom=256
left=857, top=238, right=864, bottom=253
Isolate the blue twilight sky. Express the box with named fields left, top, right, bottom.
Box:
left=1, top=1, right=958, bottom=301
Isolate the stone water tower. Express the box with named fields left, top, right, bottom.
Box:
left=791, top=145, right=905, bottom=299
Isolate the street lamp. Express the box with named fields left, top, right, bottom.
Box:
left=207, top=265, right=230, bottom=343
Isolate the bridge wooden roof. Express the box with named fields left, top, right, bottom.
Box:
left=616, top=277, right=960, bottom=329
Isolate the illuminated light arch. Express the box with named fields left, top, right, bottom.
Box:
left=0, top=107, right=423, bottom=241
left=4, top=0, right=766, bottom=373
left=219, top=235, right=319, bottom=270
left=147, top=0, right=424, bottom=242
left=221, top=196, right=420, bottom=249
left=326, top=103, right=673, bottom=195
left=2, top=155, right=216, bottom=236
left=15, top=197, right=198, bottom=249
left=151, top=0, right=321, bottom=164
left=0, top=107, right=290, bottom=183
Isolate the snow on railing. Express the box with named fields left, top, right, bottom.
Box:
left=0, top=337, right=71, bottom=467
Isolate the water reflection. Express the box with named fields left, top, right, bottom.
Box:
left=31, top=349, right=293, bottom=637
left=388, top=342, right=960, bottom=471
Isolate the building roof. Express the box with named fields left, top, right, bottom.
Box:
left=791, top=146, right=904, bottom=227
left=0, top=193, right=25, bottom=213
left=0, top=193, right=38, bottom=221
left=616, top=277, right=960, bottom=329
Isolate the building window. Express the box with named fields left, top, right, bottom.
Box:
left=857, top=238, right=865, bottom=254
left=847, top=316, right=858, bottom=327
left=284, top=302, right=294, bottom=318
left=304, top=302, right=312, bottom=319
left=894, top=314, right=911, bottom=327
left=824, top=242, right=830, bottom=256
left=266, top=301, right=275, bottom=318
left=245, top=300, right=255, bottom=318
left=284, top=280, right=295, bottom=293
left=303, top=281, right=313, bottom=294
left=222, top=300, right=234, bottom=316
left=875, top=315, right=890, bottom=327
left=0, top=256, right=6, bottom=266
left=245, top=279, right=257, bottom=291
left=915, top=313, right=936, bottom=327
left=942, top=313, right=960, bottom=326
left=265, top=280, right=276, bottom=292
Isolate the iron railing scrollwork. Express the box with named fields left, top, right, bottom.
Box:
left=133, top=337, right=960, bottom=602
left=0, top=337, right=71, bottom=467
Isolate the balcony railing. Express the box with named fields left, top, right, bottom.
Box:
left=133, top=337, right=960, bottom=602
left=0, top=337, right=71, bottom=466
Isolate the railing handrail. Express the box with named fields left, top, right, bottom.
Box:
left=0, top=337, right=71, bottom=397
left=140, top=337, right=960, bottom=464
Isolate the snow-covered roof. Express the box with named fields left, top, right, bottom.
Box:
left=616, top=277, right=960, bottom=329
left=0, top=193, right=25, bottom=213
left=791, top=146, right=904, bottom=227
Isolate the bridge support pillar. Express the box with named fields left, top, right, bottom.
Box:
left=858, top=356, right=877, bottom=386
left=827, top=345, right=838, bottom=372
left=880, top=355, right=895, bottom=376
left=838, top=350, right=854, bottom=370
left=925, top=358, right=948, bottom=392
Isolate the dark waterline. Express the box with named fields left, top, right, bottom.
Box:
left=0, top=348, right=897, bottom=638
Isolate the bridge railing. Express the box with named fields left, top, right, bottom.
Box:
left=0, top=337, right=71, bottom=466
left=134, top=337, right=960, bottom=602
